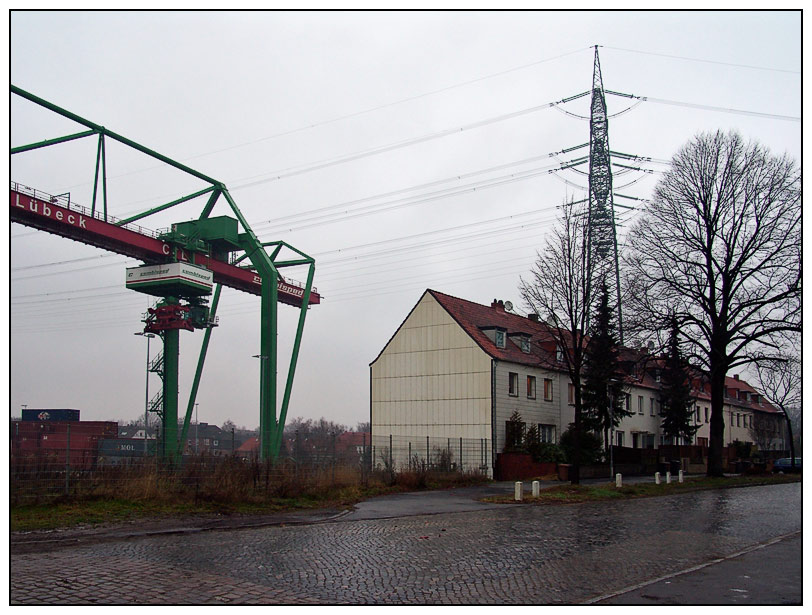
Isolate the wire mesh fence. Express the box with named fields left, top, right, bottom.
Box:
left=10, top=426, right=492, bottom=505
left=370, top=434, right=492, bottom=475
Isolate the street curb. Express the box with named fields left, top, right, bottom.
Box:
left=580, top=530, right=803, bottom=604
left=10, top=508, right=354, bottom=551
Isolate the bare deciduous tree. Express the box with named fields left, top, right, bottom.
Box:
left=753, top=353, right=801, bottom=468
left=625, top=130, right=800, bottom=476
left=520, top=199, right=593, bottom=484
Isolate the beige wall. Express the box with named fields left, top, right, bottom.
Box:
left=371, top=292, right=492, bottom=442
left=493, top=361, right=562, bottom=453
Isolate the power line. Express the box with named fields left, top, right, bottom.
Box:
left=49, top=46, right=593, bottom=193
left=600, top=45, right=801, bottom=75
left=606, top=90, right=800, bottom=122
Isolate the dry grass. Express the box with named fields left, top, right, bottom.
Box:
left=10, top=456, right=490, bottom=531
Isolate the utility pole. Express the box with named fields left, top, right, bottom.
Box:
left=587, top=45, right=624, bottom=344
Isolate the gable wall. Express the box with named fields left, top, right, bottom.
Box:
left=371, top=292, right=492, bottom=441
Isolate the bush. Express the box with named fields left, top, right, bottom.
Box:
left=559, top=424, right=603, bottom=465
left=528, top=442, right=565, bottom=464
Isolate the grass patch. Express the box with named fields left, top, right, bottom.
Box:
left=11, top=466, right=490, bottom=532
left=482, top=473, right=801, bottom=506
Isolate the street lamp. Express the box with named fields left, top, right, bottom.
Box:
left=135, top=332, right=156, bottom=456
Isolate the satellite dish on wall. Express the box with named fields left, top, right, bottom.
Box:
left=504, top=301, right=514, bottom=312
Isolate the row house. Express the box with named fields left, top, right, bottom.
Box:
left=370, top=289, right=786, bottom=477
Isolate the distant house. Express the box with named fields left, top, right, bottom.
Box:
left=118, top=425, right=157, bottom=441
left=370, top=289, right=787, bottom=477
left=235, top=436, right=259, bottom=459
left=182, top=422, right=239, bottom=456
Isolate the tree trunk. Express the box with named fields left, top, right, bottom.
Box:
left=571, top=399, right=581, bottom=485
left=782, top=409, right=796, bottom=469
left=707, top=369, right=726, bottom=477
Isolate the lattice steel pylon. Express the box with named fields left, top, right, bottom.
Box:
left=586, top=45, right=623, bottom=342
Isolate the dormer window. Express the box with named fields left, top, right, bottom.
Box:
left=495, top=330, right=505, bottom=348
left=520, top=337, right=531, bottom=353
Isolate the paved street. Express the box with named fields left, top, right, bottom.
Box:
left=10, top=482, right=801, bottom=605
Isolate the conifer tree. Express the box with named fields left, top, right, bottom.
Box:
left=659, top=317, right=699, bottom=443
left=581, top=282, right=629, bottom=454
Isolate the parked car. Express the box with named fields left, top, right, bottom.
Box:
left=772, top=457, right=801, bottom=473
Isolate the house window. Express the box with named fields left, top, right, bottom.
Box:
left=616, top=431, right=624, bottom=447
left=695, top=405, right=700, bottom=422
left=705, top=407, right=709, bottom=423
left=495, top=330, right=506, bottom=348
left=568, top=383, right=575, bottom=404
left=521, top=338, right=531, bottom=353
left=539, top=424, right=556, bottom=443
left=556, top=347, right=564, bottom=362
left=736, top=414, right=741, bottom=428
left=527, top=376, right=536, bottom=399
left=509, top=372, right=518, bottom=396
left=543, top=378, right=553, bottom=401
left=624, top=394, right=631, bottom=411
left=650, top=398, right=656, bottom=416
left=638, top=396, right=644, bottom=415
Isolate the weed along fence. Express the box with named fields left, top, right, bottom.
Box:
left=10, top=424, right=489, bottom=505
left=370, top=434, right=491, bottom=475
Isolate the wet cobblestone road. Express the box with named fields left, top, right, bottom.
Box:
left=11, top=482, right=801, bottom=605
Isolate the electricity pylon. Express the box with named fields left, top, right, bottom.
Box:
left=586, top=45, right=623, bottom=343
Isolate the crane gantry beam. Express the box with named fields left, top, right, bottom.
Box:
left=10, top=184, right=320, bottom=306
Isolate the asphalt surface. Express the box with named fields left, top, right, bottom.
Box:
left=10, top=479, right=802, bottom=605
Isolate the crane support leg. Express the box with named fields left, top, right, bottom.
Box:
left=179, top=284, right=222, bottom=454
left=259, top=272, right=279, bottom=460
left=163, top=326, right=180, bottom=461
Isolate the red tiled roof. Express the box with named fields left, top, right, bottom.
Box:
left=337, top=431, right=370, bottom=447
left=429, top=289, right=779, bottom=413
left=236, top=436, right=259, bottom=452
left=428, top=289, right=561, bottom=368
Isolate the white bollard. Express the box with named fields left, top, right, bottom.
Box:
left=655, top=472, right=661, bottom=485
left=679, top=470, right=684, bottom=483
left=666, top=471, right=672, bottom=484
left=615, top=473, right=622, bottom=488
left=514, top=481, right=523, bottom=501
left=532, top=480, right=540, bottom=497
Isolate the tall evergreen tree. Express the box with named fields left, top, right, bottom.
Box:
left=659, top=317, right=699, bottom=443
left=581, top=282, right=629, bottom=455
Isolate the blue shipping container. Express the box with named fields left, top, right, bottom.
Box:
left=22, top=409, right=81, bottom=422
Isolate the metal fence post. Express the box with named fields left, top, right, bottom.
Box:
left=332, top=432, right=336, bottom=484
left=426, top=435, right=430, bottom=469
left=389, top=434, right=393, bottom=477
left=65, top=424, right=71, bottom=495
left=460, top=437, right=463, bottom=472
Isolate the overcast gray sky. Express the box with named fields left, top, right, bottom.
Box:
left=8, top=11, right=801, bottom=431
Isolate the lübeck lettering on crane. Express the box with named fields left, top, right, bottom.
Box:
left=14, top=192, right=87, bottom=229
